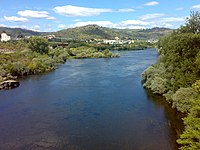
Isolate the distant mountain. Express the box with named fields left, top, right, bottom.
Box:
left=55, top=25, right=173, bottom=40
left=0, top=27, right=41, bottom=39
left=0, top=25, right=173, bottom=40
left=55, top=25, right=113, bottom=40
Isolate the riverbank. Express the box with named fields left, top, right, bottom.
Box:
left=0, top=49, right=182, bottom=150
left=0, top=40, right=120, bottom=89
left=141, top=12, right=200, bottom=150
left=1, top=37, right=155, bottom=90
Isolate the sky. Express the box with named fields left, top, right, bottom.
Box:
left=0, top=0, right=200, bottom=32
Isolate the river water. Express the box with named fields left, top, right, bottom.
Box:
left=0, top=48, right=183, bottom=150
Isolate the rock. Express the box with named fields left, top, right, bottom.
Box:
left=0, top=80, right=20, bottom=90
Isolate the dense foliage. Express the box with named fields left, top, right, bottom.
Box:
left=0, top=40, right=27, bottom=50
left=142, top=11, right=200, bottom=149
left=177, top=81, right=200, bottom=150
left=69, top=46, right=115, bottom=59
left=28, top=37, right=49, bottom=54
left=87, top=40, right=154, bottom=51
left=0, top=39, right=117, bottom=82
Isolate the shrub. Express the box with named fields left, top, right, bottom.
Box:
left=171, top=87, right=198, bottom=113
left=177, top=98, right=200, bottom=150
left=28, top=36, right=49, bottom=54
left=150, top=77, right=167, bottom=94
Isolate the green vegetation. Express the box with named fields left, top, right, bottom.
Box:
left=69, top=47, right=115, bottom=58
left=55, top=25, right=112, bottom=40
left=0, top=40, right=27, bottom=50
left=0, top=50, right=55, bottom=82
left=28, top=37, right=49, bottom=54
left=0, top=37, right=117, bottom=83
left=142, top=11, right=200, bottom=149
left=177, top=81, right=200, bottom=150
left=55, top=25, right=172, bottom=40
left=113, top=42, right=153, bottom=50
left=1, top=25, right=172, bottom=42
left=87, top=40, right=154, bottom=51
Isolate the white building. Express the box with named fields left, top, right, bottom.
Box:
left=46, top=35, right=55, bottom=40
left=103, top=39, right=117, bottom=44
left=0, top=32, right=11, bottom=42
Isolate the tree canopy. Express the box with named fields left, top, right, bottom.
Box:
left=28, top=36, right=49, bottom=54
left=179, top=11, right=200, bottom=34
left=142, top=11, right=200, bottom=150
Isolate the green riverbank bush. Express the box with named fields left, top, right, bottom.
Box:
left=142, top=11, right=200, bottom=149
left=0, top=38, right=117, bottom=82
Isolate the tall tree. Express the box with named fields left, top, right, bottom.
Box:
left=179, top=11, right=200, bottom=34
left=28, top=36, right=49, bottom=54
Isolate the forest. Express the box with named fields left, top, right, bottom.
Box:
left=142, top=11, right=200, bottom=150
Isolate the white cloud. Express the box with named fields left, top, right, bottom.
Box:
left=67, top=17, right=183, bottom=30
left=118, top=8, right=135, bottom=12
left=18, top=10, right=55, bottom=19
left=145, top=1, right=159, bottom=6
left=46, top=16, right=56, bottom=20
left=73, top=19, right=81, bottom=22
left=148, top=17, right=185, bottom=29
left=4, top=24, right=41, bottom=31
left=29, top=25, right=41, bottom=32
left=160, top=17, right=185, bottom=23
left=120, top=20, right=150, bottom=26
left=176, top=7, right=184, bottom=11
left=0, top=24, right=6, bottom=27
left=113, top=25, right=145, bottom=29
left=113, top=20, right=150, bottom=29
left=53, top=5, right=134, bottom=17
left=68, top=20, right=147, bottom=29
left=112, top=17, right=184, bottom=29
left=152, top=23, right=173, bottom=28
left=4, top=16, right=28, bottom=22
left=53, top=5, right=113, bottom=17
left=73, top=21, right=113, bottom=27
left=140, top=13, right=165, bottom=20
left=34, top=25, right=40, bottom=29
left=192, top=4, right=200, bottom=9
left=58, top=24, right=67, bottom=29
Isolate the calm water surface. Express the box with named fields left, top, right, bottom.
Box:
left=0, top=49, right=183, bottom=150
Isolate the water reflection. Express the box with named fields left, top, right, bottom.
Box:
left=0, top=49, right=183, bottom=150
left=144, top=89, right=184, bottom=149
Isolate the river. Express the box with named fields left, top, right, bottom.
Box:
left=0, top=48, right=183, bottom=150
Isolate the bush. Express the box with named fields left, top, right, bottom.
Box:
left=171, top=87, right=198, bottom=113
left=177, top=98, right=200, bottom=150
left=142, top=66, right=156, bottom=84
left=142, top=63, right=168, bottom=95
left=192, top=80, right=200, bottom=93
left=150, top=77, right=167, bottom=94
left=28, top=36, right=49, bottom=54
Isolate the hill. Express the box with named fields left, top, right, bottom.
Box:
left=55, top=25, right=173, bottom=40
left=0, top=25, right=173, bottom=40
left=0, top=27, right=41, bottom=39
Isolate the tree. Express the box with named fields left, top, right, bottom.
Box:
left=177, top=98, right=200, bottom=150
left=179, top=11, right=200, bottom=34
left=171, top=87, right=198, bottom=113
left=28, top=36, right=49, bottom=54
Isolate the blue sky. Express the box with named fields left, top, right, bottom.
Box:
left=0, top=0, right=200, bottom=32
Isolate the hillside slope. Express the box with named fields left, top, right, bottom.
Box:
left=55, top=25, right=173, bottom=40
left=0, top=25, right=173, bottom=40
left=0, top=27, right=41, bottom=38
